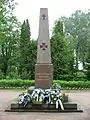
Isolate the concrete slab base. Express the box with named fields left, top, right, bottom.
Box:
left=5, top=102, right=83, bottom=112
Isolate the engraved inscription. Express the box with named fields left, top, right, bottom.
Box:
left=38, top=79, right=49, bottom=81
left=36, top=72, right=52, bottom=81
left=36, top=73, right=52, bottom=75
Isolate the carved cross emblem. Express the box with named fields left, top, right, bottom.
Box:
left=40, top=43, right=48, bottom=50
left=42, top=14, right=46, bottom=20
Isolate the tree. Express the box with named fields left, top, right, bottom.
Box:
left=19, top=19, right=37, bottom=79
left=51, top=19, right=68, bottom=79
left=0, top=0, right=20, bottom=78
left=28, top=40, right=37, bottom=79
left=61, top=10, right=90, bottom=70
left=86, top=40, right=90, bottom=79
left=65, top=34, right=75, bottom=74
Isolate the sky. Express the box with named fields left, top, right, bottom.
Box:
left=14, top=0, right=90, bottom=39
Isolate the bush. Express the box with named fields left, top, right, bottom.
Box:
left=54, top=80, right=90, bottom=89
left=0, top=79, right=90, bottom=89
left=0, top=79, right=34, bottom=88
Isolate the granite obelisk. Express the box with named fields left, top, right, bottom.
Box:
left=35, top=8, right=53, bottom=88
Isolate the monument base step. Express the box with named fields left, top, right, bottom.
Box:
left=5, top=109, right=83, bottom=112
left=5, top=102, right=83, bottom=112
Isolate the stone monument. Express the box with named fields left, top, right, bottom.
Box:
left=35, top=8, right=53, bottom=88
left=5, top=8, right=83, bottom=113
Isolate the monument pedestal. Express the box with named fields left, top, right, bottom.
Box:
left=5, top=102, right=83, bottom=112
left=35, top=64, right=53, bottom=88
